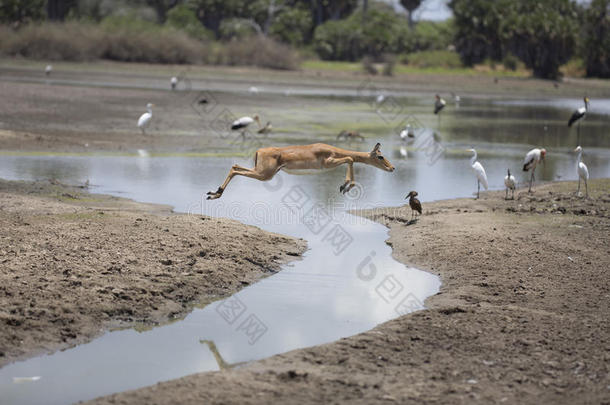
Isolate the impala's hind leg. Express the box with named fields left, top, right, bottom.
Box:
left=207, top=154, right=281, bottom=200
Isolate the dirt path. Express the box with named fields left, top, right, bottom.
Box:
left=0, top=179, right=306, bottom=367
left=87, top=179, right=609, bottom=405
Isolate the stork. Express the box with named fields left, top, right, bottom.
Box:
left=467, top=149, right=488, bottom=199
left=231, top=115, right=261, bottom=139
left=568, top=97, right=590, bottom=146
left=137, top=103, right=154, bottom=135
left=434, top=94, right=446, bottom=129
left=504, top=169, right=516, bottom=200
left=399, top=124, right=415, bottom=143
left=522, top=148, right=546, bottom=192
left=574, top=146, right=589, bottom=197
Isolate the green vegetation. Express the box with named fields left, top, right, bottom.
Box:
left=0, top=0, right=608, bottom=79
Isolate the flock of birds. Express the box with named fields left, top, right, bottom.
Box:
left=44, top=66, right=593, bottom=202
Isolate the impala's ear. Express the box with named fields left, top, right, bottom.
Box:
left=371, top=143, right=381, bottom=154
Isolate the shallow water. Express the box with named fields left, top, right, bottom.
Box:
left=1, top=92, right=610, bottom=405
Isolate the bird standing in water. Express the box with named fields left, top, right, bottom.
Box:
left=405, top=191, right=422, bottom=220
left=568, top=97, right=590, bottom=146
left=504, top=169, right=516, bottom=200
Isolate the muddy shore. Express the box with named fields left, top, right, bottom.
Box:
left=88, top=180, right=609, bottom=405
left=0, top=179, right=306, bottom=368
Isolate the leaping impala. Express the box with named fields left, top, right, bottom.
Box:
left=207, top=143, right=395, bottom=200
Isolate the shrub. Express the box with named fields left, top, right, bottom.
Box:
left=382, top=54, right=396, bottom=76
left=502, top=53, right=519, bottom=71
left=221, top=36, right=299, bottom=70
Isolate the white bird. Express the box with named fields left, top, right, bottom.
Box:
left=399, top=145, right=408, bottom=157
left=170, top=76, right=178, bottom=90
left=522, top=148, right=546, bottom=192
left=376, top=94, right=386, bottom=104
left=451, top=92, right=461, bottom=105
left=574, top=146, right=589, bottom=197
left=248, top=86, right=259, bottom=94
left=231, top=115, right=261, bottom=138
left=45, top=65, right=53, bottom=76
left=399, top=124, right=415, bottom=143
left=504, top=168, right=516, bottom=200
left=467, top=148, right=488, bottom=199
left=137, top=103, right=154, bottom=135
left=568, top=97, right=590, bottom=146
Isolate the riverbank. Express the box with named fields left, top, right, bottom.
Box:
left=0, top=179, right=306, bottom=367
left=88, top=179, right=609, bottom=404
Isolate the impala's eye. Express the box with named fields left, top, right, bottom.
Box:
left=378, top=155, right=384, bottom=160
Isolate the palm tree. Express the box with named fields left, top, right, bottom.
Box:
left=400, top=0, right=421, bottom=29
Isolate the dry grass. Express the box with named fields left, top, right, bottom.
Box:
left=0, top=23, right=299, bottom=69
left=220, top=36, right=300, bottom=70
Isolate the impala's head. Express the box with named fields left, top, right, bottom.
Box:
left=369, top=143, right=394, bottom=172
left=405, top=191, right=418, bottom=199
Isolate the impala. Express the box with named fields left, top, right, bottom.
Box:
left=206, top=143, right=395, bottom=200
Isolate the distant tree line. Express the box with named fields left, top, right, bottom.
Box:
left=1, top=0, right=609, bottom=79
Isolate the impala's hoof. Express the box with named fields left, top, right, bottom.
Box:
left=339, top=184, right=346, bottom=194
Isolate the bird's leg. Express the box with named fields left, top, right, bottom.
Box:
left=585, top=178, right=588, bottom=198
left=477, top=180, right=480, bottom=199
left=528, top=170, right=534, bottom=192
left=505, top=188, right=508, bottom=200
left=578, top=177, right=581, bottom=195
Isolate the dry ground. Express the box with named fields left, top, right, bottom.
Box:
left=88, top=180, right=610, bottom=405
left=0, top=179, right=306, bottom=368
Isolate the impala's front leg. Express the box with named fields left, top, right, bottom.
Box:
left=324, top=157, right=355, bottom=194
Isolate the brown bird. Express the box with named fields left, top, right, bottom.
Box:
left=405, top=191, right=422, bottom=220
left=337, top=130, right=365, bottom=141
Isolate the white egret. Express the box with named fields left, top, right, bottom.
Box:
left=248, top=86, right=259, bottom=94
left=574, top=146, right=589, bottom=197
left=45, top=65, right=53, bottom=76
left=467, top=148, right=488, bottom=199
left=231, top=115, right=261, bottom=138
left=523, top=148, right=546, bottom=192
left=137, top=103, right=154, bottom=135
left=504, top=169, right=516, bottom=200
left=170, top=76, right=178, bottom=90
left=568, top=97, right=590, bottom=146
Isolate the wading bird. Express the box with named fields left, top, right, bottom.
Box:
left=231, top=115, right=261, bottom=138
left=170, top=76, right=178, bottom=90
left=137, top=103, right=154, bottom=135
left=504, top=169, right=516, bottom=200
left=568, top=97, right=590, bottom=146
left=574, top=146, right=589, bottom=197
left=467, top=148, right=488, bottom=199
left=400, top=124, right=415, bottom=143
left=523, top=148, right=546, bottom=192
left=249, top=86, right=259, bottom=94
left=450, top=92, right=461, bottom=105
left=434, top=94, right=446, bottom=115
left=258, top=121, right=272, bottom=135
left=337, top=130, right=364, bottom=141
left=207, top=143, right=395, bottom=200
left=45, top=65, right=52, bottom=76
left=405, top=191, right=422, bottom=220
